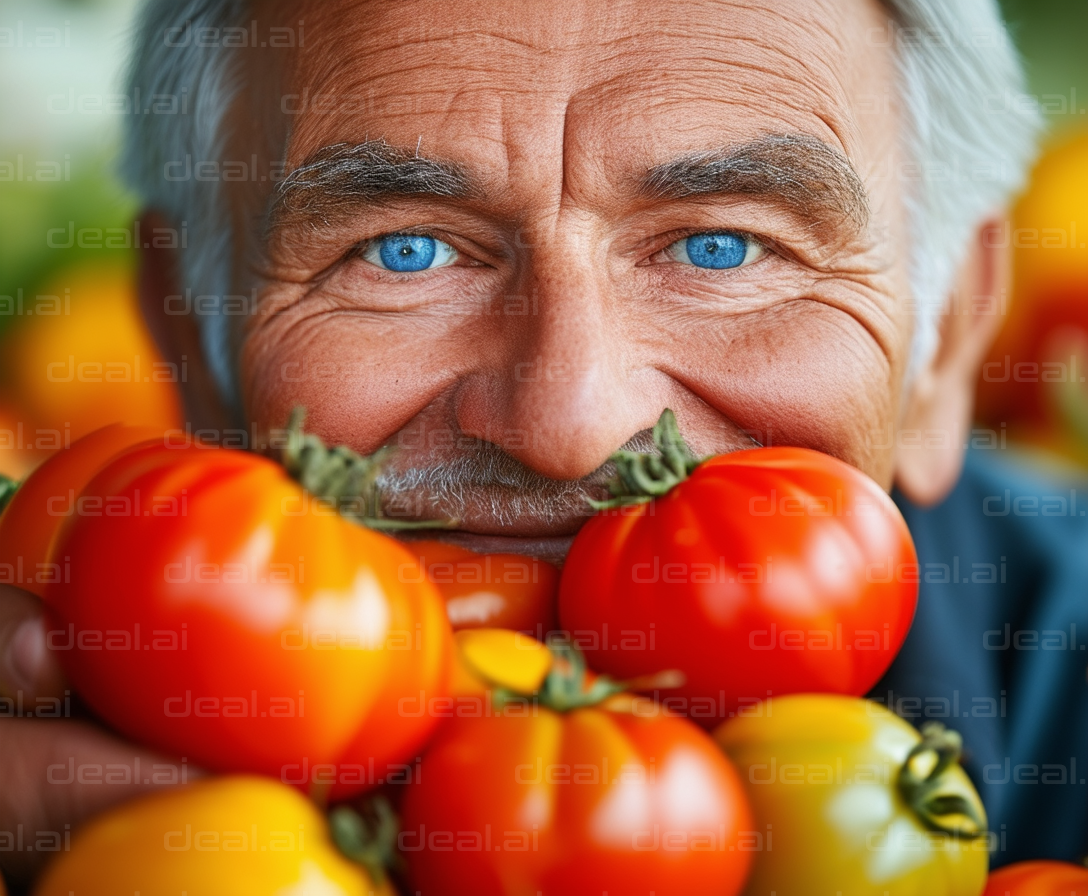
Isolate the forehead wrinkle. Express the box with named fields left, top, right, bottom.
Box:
left=555, top=38, right=861, bottom=143
left=289, top=0, right=887, bottom=149
left=281, top=0, right=894, bottom=231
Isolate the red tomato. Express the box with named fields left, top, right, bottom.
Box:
left=400, top=658, right=754, bottom=896
left=559, top=422, right=917, bottom=724
left=44, top=441, right=450, bottom=796
left=0, top=423, right=160, bottom=598
left=405, top=540, right=558, bottom=635
left=984, top=861, right=1088, bottom=896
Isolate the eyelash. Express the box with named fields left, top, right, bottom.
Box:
left=350, top=228, right=773, bottom=273
left=649, top=230, right=767, bottom=269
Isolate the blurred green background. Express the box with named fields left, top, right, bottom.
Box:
left=1, top=0, right=142, bottom=327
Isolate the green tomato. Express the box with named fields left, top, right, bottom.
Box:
left=715, top=694, right=989, bottom=896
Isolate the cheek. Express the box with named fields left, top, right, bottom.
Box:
left=675, top=301, right=901, bottom=486
left=239, top=299, right=469, bottom=451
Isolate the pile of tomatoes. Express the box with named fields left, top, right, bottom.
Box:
left=0, top=410, right=1077, bottom=895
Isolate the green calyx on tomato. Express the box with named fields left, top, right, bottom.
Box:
left=329, top=796, right=401, bottom=887
left=590, top=408, right=703, bottom=509
left=281, top=406, right=456, bottom=531
left=0, top=472, right=18, bottom=515
left=528, top=642, right=627, bottom=711
left=497, top=640, right=683, bottom=712
left=899, top=722, right=987, bottom=839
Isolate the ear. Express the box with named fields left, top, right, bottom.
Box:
left=894, top=216, right=1010, bottom=506
left=136, top=210, right=234, bottom=432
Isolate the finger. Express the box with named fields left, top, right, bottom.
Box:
left=0, top=585, right=66, bottom=703
left=0, top=718, right=199, bottom=886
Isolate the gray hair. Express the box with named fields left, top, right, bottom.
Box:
left=121, top=0, right=1043, bottom=409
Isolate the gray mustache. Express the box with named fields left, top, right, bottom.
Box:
left=376, top=430, right=657, bottom=527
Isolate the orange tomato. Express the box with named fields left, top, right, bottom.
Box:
left=407, top=540, right=558, bottom=635
left=0, top=262, right=182, bottom=442
left=0, top=423, right=161, bottom=598
left=984, top=860, right=1088, bottom=896
left=0, top=399, right=47, bottom=479
left=977, top=130, right=1088, bottom=439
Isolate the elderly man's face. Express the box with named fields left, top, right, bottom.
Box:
left=231, top=0, right=914, bottom=555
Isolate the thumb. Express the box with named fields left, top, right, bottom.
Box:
left=0, top=585, right=67, bottom=703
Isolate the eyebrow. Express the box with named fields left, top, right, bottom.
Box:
left=270, top=139, right=473, bottom=231
left=270, top=132, right=870, bottom=240
left=641, top=133, right=870, bottom=237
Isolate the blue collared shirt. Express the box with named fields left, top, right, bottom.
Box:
left=873, top=447, right=1088, bottom=865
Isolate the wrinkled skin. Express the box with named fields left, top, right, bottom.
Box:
left=1, top=0, right=1009, bottom=883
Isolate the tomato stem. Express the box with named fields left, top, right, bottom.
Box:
left=330, top=797, right=401, bottom=885
left=534, top=641, right=628, bottom=711
left=0, top=473, right=18, bottom=516
left=589, top=409, right=706, bottom=510
left=281, top=406, right=456, bottom=532
left=897, top=722, right=987, bottom=839
left=496, top=640, right=684, bottom=714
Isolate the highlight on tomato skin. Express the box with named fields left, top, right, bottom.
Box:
left=405, top=539, right=559, bottom=636
left=983, top=860, right=1088, bottom=896
left=325, top=549, right=454, bottom=802
left=558, top=438, right=919, bottom=726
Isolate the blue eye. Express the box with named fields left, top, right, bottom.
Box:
left=666, top=231, right=762, bottom=269
left=363, top=233, right=457, bottom=272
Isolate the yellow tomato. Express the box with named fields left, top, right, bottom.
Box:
left=33, top=776, right=392, bottom=896
left=716, top=694, right=989, bottom=896
left=0, top=261, right=182, bottom=443
left=1010, top=129, right=1088, bottom=299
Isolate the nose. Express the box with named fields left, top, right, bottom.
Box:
left=454, top=239, right=665, bottom=481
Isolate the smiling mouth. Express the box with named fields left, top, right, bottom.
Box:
left=379, top=481, right=604, bottom=567
left=371, top=463, right=615, bottom=568
left=397, top=530, right=578, bottom=565
left=372, top=445, right=618, bottom=554
left=365, top=419, right=738, bottom=564
left=370, top=426, right=743, bottom=563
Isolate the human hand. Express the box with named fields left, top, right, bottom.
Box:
left=0, top=584, right=191, bottom=886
